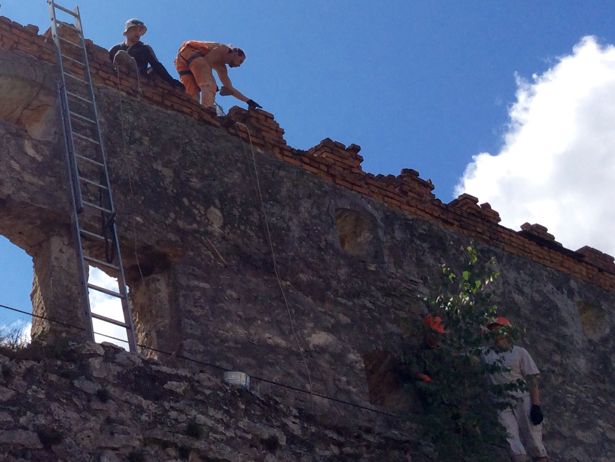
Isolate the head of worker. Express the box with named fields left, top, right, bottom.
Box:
left=123, top=18, right=147, bottom=42
left=486, top=316, right=513, bottom=348
left=227, top=47, right=246, bottom=68
left=423, top=314, right=445, bottom=348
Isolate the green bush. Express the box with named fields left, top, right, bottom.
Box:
left=403, top=247, right=525, bottom=462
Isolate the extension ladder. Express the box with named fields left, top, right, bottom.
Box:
left=47, top=1, right=137, bottom=352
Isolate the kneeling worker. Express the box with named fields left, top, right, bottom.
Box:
left=109, top=19, right=184, bottom=90
left=174, top=40, right=261, bottom=110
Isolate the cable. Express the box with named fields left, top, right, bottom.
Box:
left=0, top=302, right=396, bottom=418
left=1, top=303, right=84, bottom=333
left=112, top=76, right=311, bottom=404
left=115, top=65, right=147, bottom=286
left=235, top=121, right=346, bottom=416
left=236, top=122, right=316, bottom=407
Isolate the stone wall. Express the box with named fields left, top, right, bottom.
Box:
left=0, top=342, right=423, bottom=461
left=0, top=16, right=614, bottom=290
left=1, top=15, right=615, bottom=461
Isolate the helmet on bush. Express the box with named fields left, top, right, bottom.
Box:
left=486, top=317, right=511, bottom=329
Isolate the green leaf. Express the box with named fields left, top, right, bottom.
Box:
left=401, top=247, right=517, bottom=461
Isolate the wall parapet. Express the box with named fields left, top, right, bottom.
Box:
left=2, top=16, right=615, bottom=291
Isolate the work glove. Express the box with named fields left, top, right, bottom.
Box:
left=530, top=404, right=543, bottom=425
left=247, top=99, right=262, bottom=111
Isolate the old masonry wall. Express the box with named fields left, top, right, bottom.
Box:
left=0, top=16, right=615, bottom=461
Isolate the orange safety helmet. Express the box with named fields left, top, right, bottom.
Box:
left=486, top=317, right=511, bottom=329
left=424, top=315, right=445, bottom=334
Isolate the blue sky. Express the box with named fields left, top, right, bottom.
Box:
left=2, top=1, right=615, bottom=333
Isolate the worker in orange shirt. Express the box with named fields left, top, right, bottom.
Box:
left=174, top=40, right=261, bottom=110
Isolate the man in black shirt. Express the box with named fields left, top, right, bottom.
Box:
left=109, top=19, right=184, bottom=90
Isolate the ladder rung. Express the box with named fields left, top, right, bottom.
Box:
left=82, top=200, right=113, bottom=214
left=79, top=228, right=105, bottom=241
left=55, top=19, right=77, bottom=29
left=59, top=36, right=81, bottom=47
left=64, top=72, right=88, bottom=85
left=80, top=177, right=108, bottom=190
left=91, top=313, right=131, bottom=329
left=73, top=132, right=100, bottom=145
left=84, top=255, right=120, bottom=270
left=61, top=53, right=86, bottom=67
left=69, top=111, right=95, bottom=124
left=75, top=154, right=103, bottom=167
left=66, top=91, right=93, bottom=104
left=87, top=283, right=123, bottom=299
left=53, top=3, right=78, bottom=17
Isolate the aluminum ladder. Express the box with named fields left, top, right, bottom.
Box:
left=47, top=1, right=137, bottom=352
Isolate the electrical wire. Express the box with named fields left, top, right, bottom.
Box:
left=53, top=81, right=378, bottom=416
left=0, top=302, right=396, bottom=417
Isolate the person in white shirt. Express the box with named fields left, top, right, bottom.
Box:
left=482, top=317, right=548, bottom=462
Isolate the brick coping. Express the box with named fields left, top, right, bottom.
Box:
left=1, top=16, right=614, bottom=291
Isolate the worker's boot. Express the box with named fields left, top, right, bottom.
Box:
left=113, top=51, right=142, bottom=97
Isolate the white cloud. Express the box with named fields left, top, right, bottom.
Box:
left=88, top=267, right=129, bottom=349
left=0, top=319, right=31, bottom=345
left=456, top=36, right=615, bottom=256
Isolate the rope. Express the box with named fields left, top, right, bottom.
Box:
left=235, top=122, right=321, bottom=410
left=80, top=80, right=340, bottom=414
left=115, top=65, right=146, bottom=285
left=98, top=184, right=117, bottom=265
left=234, top=120, right=347, bottom=416
left=0, top=302, right=396, bottom=418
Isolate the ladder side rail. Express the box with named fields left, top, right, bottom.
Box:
left=72, top=5, right=113, bottom=193
left=47, top=0, right=104, bottom=344
left=49, top=1, right=84, bottom=212
left=71, top=205, right=97, bottom=341
left=107, top=220, right=138, bottom=351
left=71, top=7, right=138, bottom=352
left=49, top=1, right=138, bottom=352
left=59, top=87, right=85, bottom=213
left=55, top=84, right=96, bottom=342
left=49, top=1, right=95, bottom=340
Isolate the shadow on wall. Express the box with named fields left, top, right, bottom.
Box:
left=363, top=349, right=417, bottom=413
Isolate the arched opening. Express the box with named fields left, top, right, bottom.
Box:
left=0, top=235, right=133, bottom=350
left=335, top=208, right=384, bottom=263
left=577, top=300, right=610, bottom=341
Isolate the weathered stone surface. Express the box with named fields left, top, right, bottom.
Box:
left=0, top=48, right=58, bottom=142
left=0, top=343, right=422, bottom=461
left=30, top=230, right=86, bottom=343
left=0, top=23, right=614, bottom=462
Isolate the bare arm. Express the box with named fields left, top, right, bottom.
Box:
left=527, top=374, right=540, bottom=405
left=214, top=65, right=249, bottom=102
left=206, top=45, right=250, bottom=102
